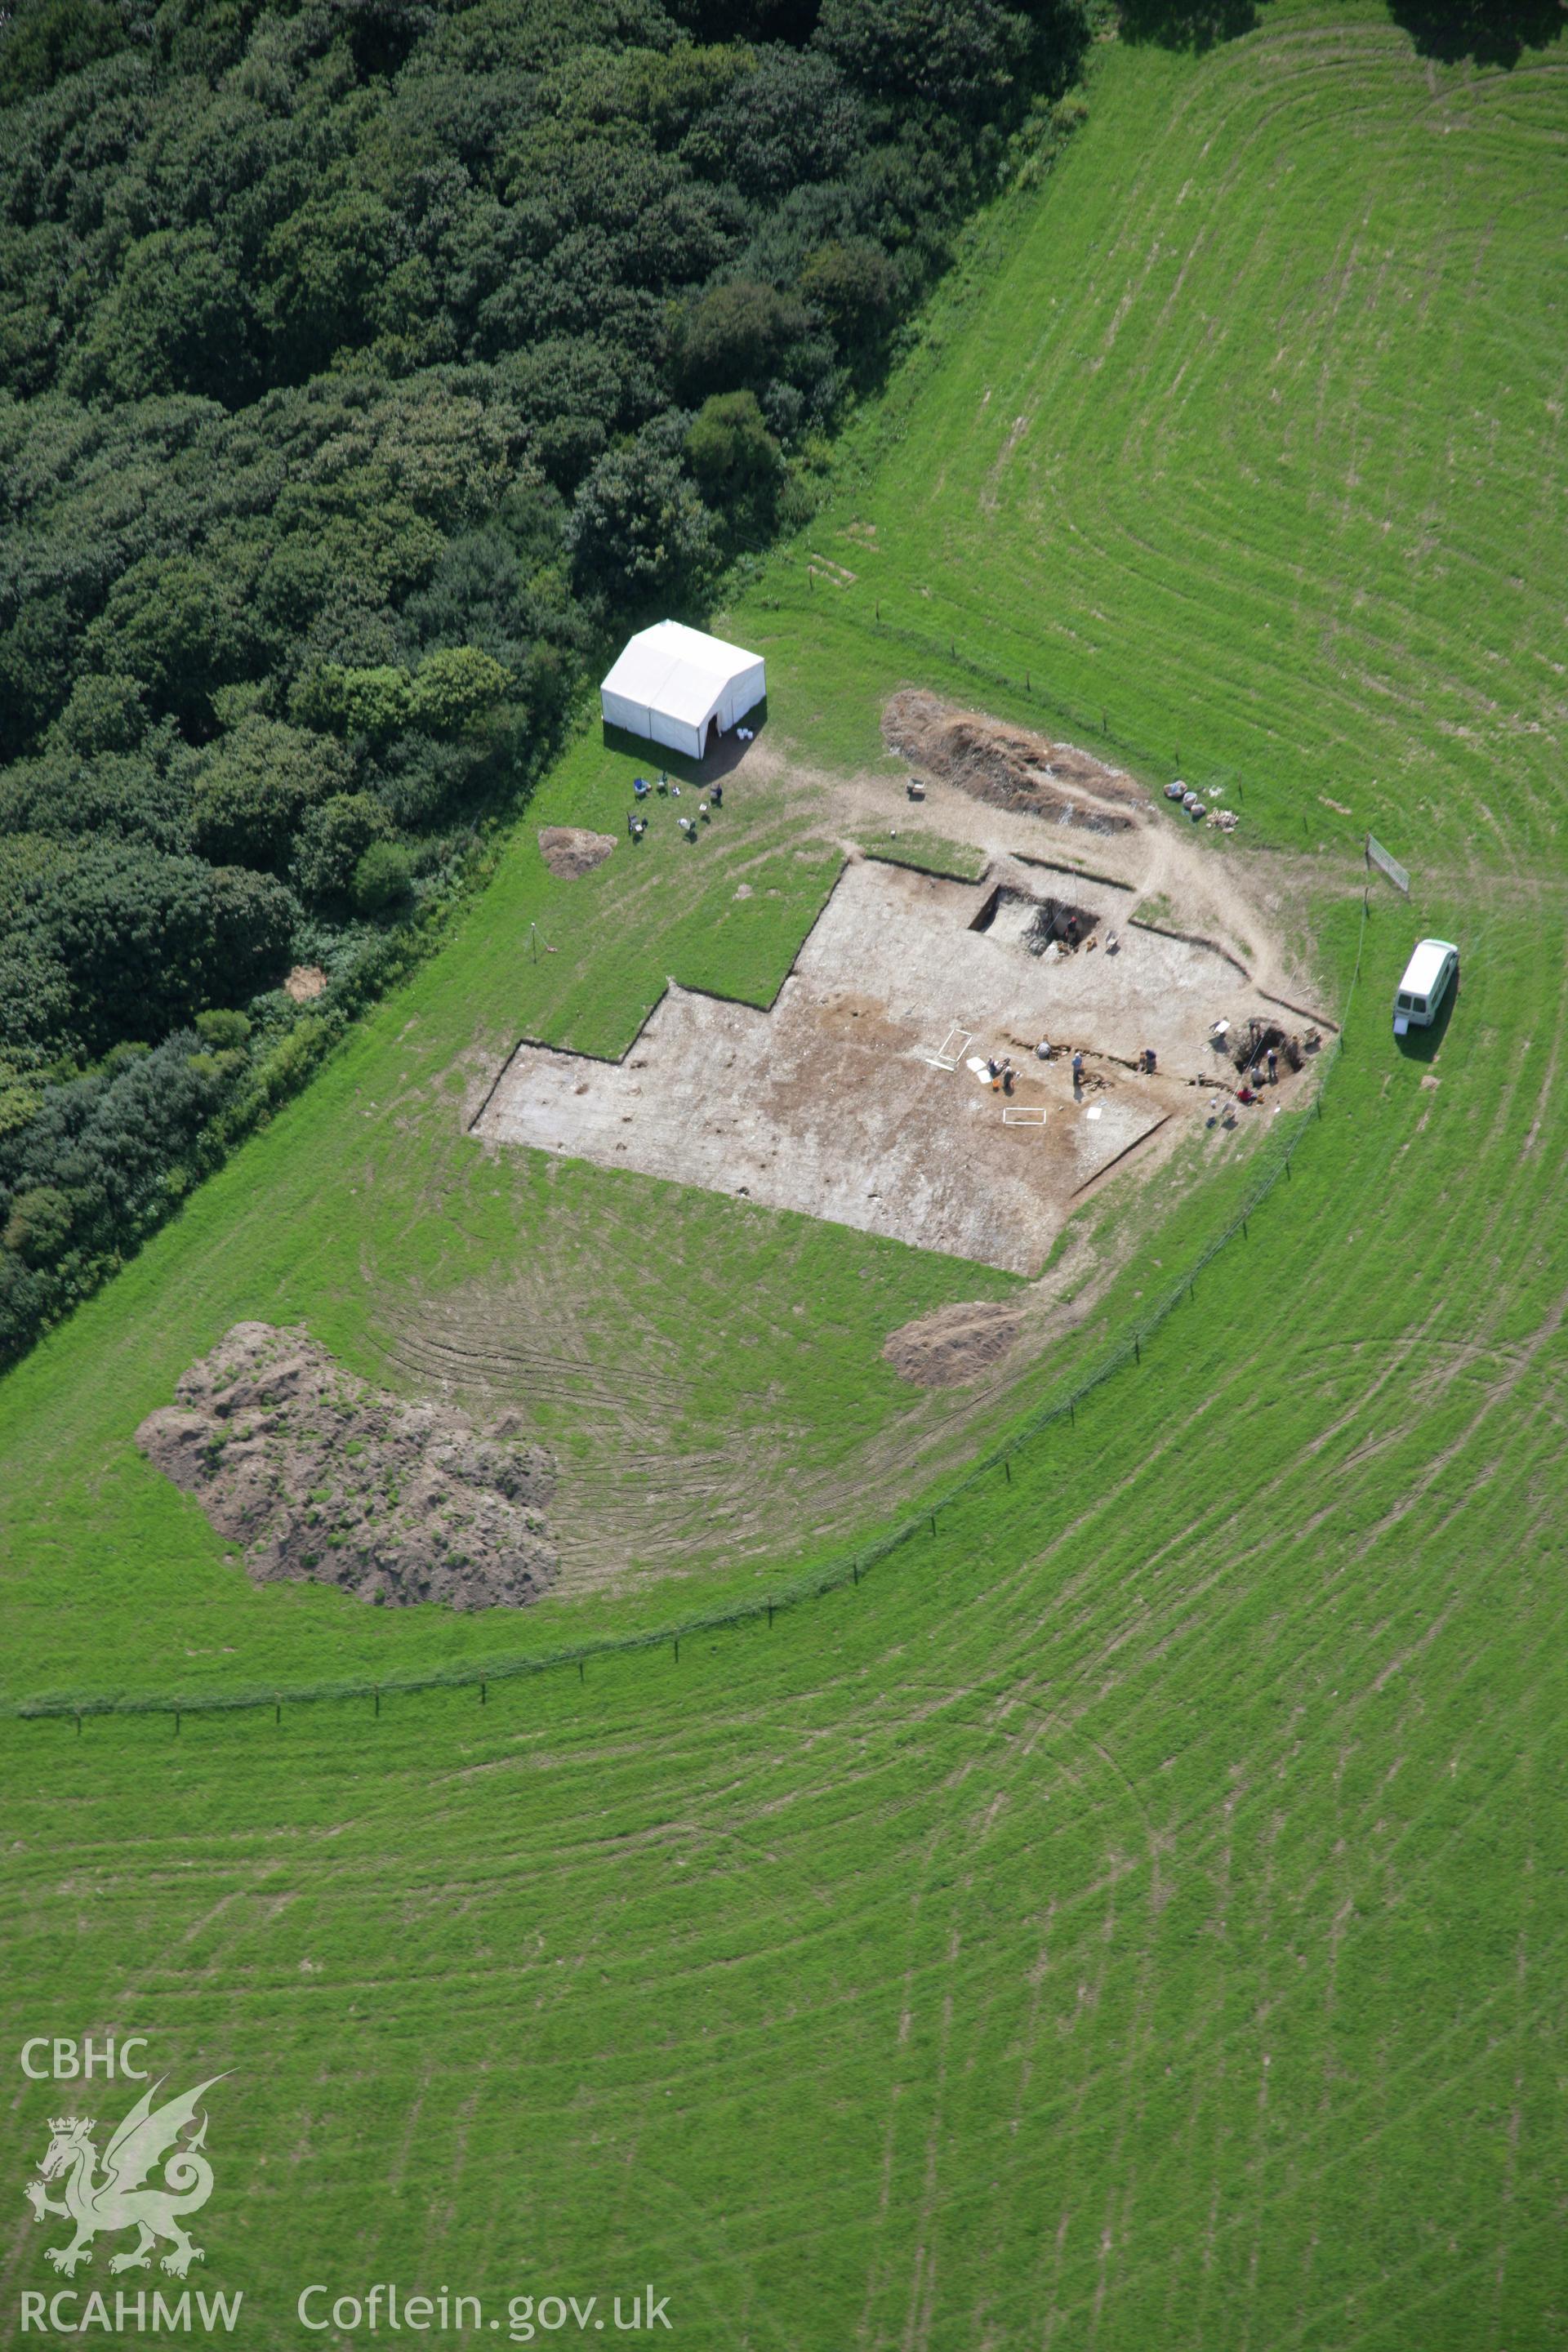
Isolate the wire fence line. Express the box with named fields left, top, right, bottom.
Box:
left=11, top=896, right=1367, bottom=1733
left=8, top=582, right=1372, bottom=1732
left=774, top=581, right=1365, bottom=854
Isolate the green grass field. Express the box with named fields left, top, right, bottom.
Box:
left=5, top=4, right=1568, bottom=2342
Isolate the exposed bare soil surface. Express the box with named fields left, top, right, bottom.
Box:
left=538, top=826, right=617, bottom=879
left=474, top=854, right=1311, bottom=1276
left=136, top=1321, right=556, bottom=1609
left=884, top=690, right=1143, bottom=832
left=883, top=1300, right=1027, bottom=1387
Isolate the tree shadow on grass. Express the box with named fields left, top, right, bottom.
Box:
left=1118, top=0, right=1270, bottom=51
left=1383, top=0, right=1565, bottom=66
left=1120, top=0, right=1563, bottom=59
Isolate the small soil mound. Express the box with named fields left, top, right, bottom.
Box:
left=136, top=1322, right=556, bottom=1610
left=283, top=964, right=327, bottom=1003
left=884, top=691, right=1142, bottom=834
left=539, top=826, right=616, bottom=879
left=884, top=1300, right=1027, bottom=1388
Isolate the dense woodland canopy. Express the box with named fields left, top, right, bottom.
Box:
left=0, top=0, right=1089, bottom=1356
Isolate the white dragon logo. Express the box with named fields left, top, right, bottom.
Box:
left=24, top=2075, right=228, bottom=2279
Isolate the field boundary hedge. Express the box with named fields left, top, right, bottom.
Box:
left=8, top=894, right=1369, bottom=1730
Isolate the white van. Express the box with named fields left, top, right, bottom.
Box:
left=1392, top=938, right=1459, bottom=1036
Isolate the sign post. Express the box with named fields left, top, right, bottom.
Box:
left=1365, top=832, right=1410, bottom=895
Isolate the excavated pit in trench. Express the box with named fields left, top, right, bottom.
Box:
left=970, top=884, right=1101, bottom=951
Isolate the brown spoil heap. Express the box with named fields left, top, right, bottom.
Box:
left=884, top=690, right=1142, bottom=835
left=136, top=1321, right=557, bottom=1610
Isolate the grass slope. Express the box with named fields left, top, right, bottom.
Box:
left=0, top=726, right=1034, bottom=1699
left=791, top=0, right=1568, bottom=864
left=5, top=4, right=1568, bottom=2344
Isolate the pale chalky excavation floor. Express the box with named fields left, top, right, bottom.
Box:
left=474, top=856, right=1306, bottom=1276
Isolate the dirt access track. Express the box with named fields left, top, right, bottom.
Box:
left=473, top=697, right=1330, bottom=1279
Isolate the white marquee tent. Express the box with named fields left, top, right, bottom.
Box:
left=599, top=621, right=765, bottom=760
